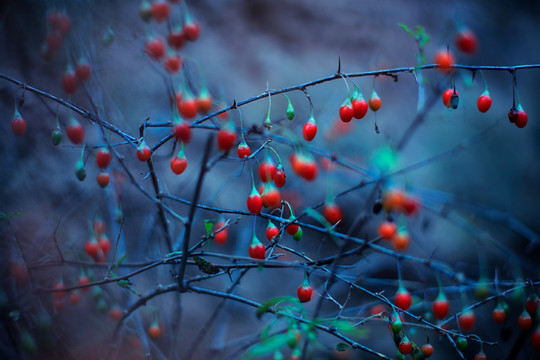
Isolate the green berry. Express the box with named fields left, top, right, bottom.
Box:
left=292, top=227, right=303, bottom=241
left=75, top=160, right=86, bottom=181
left=51, top=128, right=62, bottom=145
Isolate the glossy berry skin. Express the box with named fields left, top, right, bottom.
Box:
left=247, top=188, right=263, bottom=214
left=432, top=294, right=450, bottom=320
left=173, top=121, right=191, bottom=143
left=75, top=61, right=91, bottom=81
left=477, top=93, right=492, bottom=113
left=61, top=69, right=78, bottom=94
left=434, top=50, right=455, bottom=74
left=518, top=311, right=533, bottom=331
left=96, top=148, right=112, bottom=169
left=322, top=202, right=342, bottom=225
left=351, top=98, right=368, bottom=119
left=258, top=161, right=276, bottom=183
left=377, top=221, right=396, bottom=240
left=302, top=121, right=317, bottom=141
left=339, top=103, right=354, bottom=122
left=97, top=172, right=110, bottom=188
left=67, top=120, right=84, bottom=144
left=455, top=30, right=478, bottom=55
left=297, top=285, right=313, bottom=303
left=237, top=142, right=251, bottom=159
left=391, top=231, right=410, bottom=252
left=164, top=53, right=181, bottom=73
left=213, top=221, right=228, bottom=245
left=421, top=343, right=434, bottom=358
left=168, top=29, right=185, bottom=50
left=398, top=338, right=413, bottom=355
left=368, top=95, right=381, bottom=112
left=249, top=239, right=266, bottom=260
left=515, top=108, right=528, bottom=128
left=145, top=37, right=165, bottom=60
left=261, top=185, right=281, bottom=209
left=170, top=156, right=187, bottom=174
left=458, top=309, right=476, bottom=331
left=442, top=88, right=459, bottom=108
left=394, top=289, right=412, bottom=311
left=217, top=128, right=237, bottom=152
left=285, top=219, right=299, bottom=235
left=474, top=352, right=487, bottom=360
left=273, top=168, right=286, bottom=188
left=136, top=143, right=151, bottom=162
left=151, top=1, right=170, bottom=22
left=183, top=22, right=200, bottom=41
left=85, top=239, right=100, bottom=260
left=11, top=115, right=26, bottom=136
left=178, top=97, right=198, bottom=119
left=266, top=221, right=279, bottom=241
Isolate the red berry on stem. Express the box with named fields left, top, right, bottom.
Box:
left=339, top=100, right=354, bottom=122
left=164, top=53, right=182, bottom=74
left=85, top=238, right=100, bottom=260
left=148, top=322, right=161, bottom=339
left=458, top=309, right=476, bottom=331
left=508, top=106, right=519, bottom=123
left=11, top=111, right=26, bottom=136
left=297, top=277, right=313, bottom=303
left=196, top=89, right=213, bottom=114
left=455, top=29, right=478, bottom=55
left=432, top=292, right=450, bottom=319
left=99, top=235, right=111, bottom=254
left=168, top=28, right=185, bottom=49
left=145, top=37, right=165, bottom=60
left=477, top=91, right=492, bottom=113
left=394, top=286, right=412, bottom=311
left=518, top=310, right=533, bottom=331
left=531, top=326, right=540, bottom=349
left=57, top=12, right=72, bottom=35
left=302, top=117, right=317, bottom=141
left=258, top=158, right=277, bottom=183
left=421, top=343, right=434, bottom=358
left=391, top=230, right=410, bottom=252
left=474, top=351, right=487, bottom=360
left=237, top=141, right=251, bottom=159
left=285, top=217, right=299, bottom=235
left=151, top=1, right=170, bottom=23
left=62, top=66, right=78, bottom=94
left=492, top=306, right=507, bottom=324
left=402, top=195, right=420, bottom=216
left=213, top=221, right=228, bottom=245
left=273, top=167, right=286, bottom=188
left=526, top=294, right=540, bottom=315
left=67, top=118, right=85, bottom=144
left=170, top=153, right=187, bottom=175
left=368, top=90, right=381, bottom=112
left=351, top=97, right=368, bottom=119
left=322, top=202, right=342, bottom=225
left=515, top=106, right=528, bottom=128
left=136, top=142, right=151, bottom=162
left=173, top=120, right=191, bottom=143
left=183, top=21, right=200, bottom=41
left=178, top=93, right=198, bottom=119
left=78, top=275, right=90, bottom=291
left=249, top=235, right=265, bottom=260
left=96, top=147, right=112, bottom=169
left=434, top=49, right=455, bottom=74
left=217, top=123, right=237, bottom=152
left=398, top=337, right=413, bottom=355
left=75, top=58, right=91, bottom=81
left=377, top=221, right=397, bottom=240
left=442, top=88, right=459, bottom=108
left=247, top=186, right=263, bottom=214
left=261, top=184, right=281, bottom=209
left=265, top=220, right=279, bottom=241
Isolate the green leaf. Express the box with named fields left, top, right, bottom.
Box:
left=0, top=212, right=22, bottom=219
left=336, top=343, right=352, bottom=351
left=256, top=296, right=299, bottom=318
left=244, top=333, right=290, bottom=359
left=398, top=23, right=416, bottom=39
left=321, top=319, right=369, bottom=338
left=204, top=220, right=213, bottom=236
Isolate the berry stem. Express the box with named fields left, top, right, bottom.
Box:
left=266, top=146, right=282, bottom=167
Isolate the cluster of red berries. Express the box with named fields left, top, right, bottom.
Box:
left=84, top=218, right=112, bottom=262
left=41, top=10, right=72, bottom=62
left=95, top=147, right=112, bottom=188
left=338, top=88, right=381, bottom=124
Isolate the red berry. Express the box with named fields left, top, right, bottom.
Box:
left=217, top=127, right=237, bottom=152
left=75, top=60, right=91, bottom=81
left=164, top=53, right=182, bottom=74
left=62, top=68, right=78, bottom=94
left=145, top=37, right=165, bottom=60
left=322, top=202, right=342, bottom=225
left=265, top=221, right=279, bottom=241
left=261, top=184, right=281, bottom=209
left=477, top=92, right=492, bottom=113
left=183, top=22, right=200, bottom=41
left=213, top=221, right=228, bottom=245
left=168, top=29, right=185, bottom=49
left=109, top=307, right=123, bottom=321
left=148, top=323, right=161, bottom=339
left=508, top=107, right=519, bottom=123
left=170, top=155, right=187, bottom=175
left=434, top=50, right=455, bottom=74
left=67, top=119, right=85, bottom=144
left=97, top=172, right=110, bottom=188
left=249, top=236, right=265, bottom=260
left=492, top=307, right=506, bottom=324
left=85, top=239, right=100, bottom=260
left=196, top=90, right=213, bottom=114
left=273, top=168, right=286, bottom=188
left=526, top=294, right=540, bottom=315
left=151, top=1, right=170, bottom=23
left=458, top=309, right=476, bottom=331
left=11, top=114, right=26, bottom=136
left=394, top=288, right=412, bottom=311
left=173, top=121, right=191, bottom=143
left=442, top=88, right=459, bottom=108
left=368, top=91, right=381, bottom=112
left=302, top=120, right=317, bottom=141
left=474, top=351, right=487, bottom=360
left=99, top=235, right=111, bottom=254
left=237, top=141, right=251, bottom=159
left=96, top=147, right=112, bottom=169
left=391, top=231, right=410, bottom=252
left=46, top=30, right=63, bottom=51
left=136, top=143, right=151, bottom=161
left=531, top=326, right=540, bottom=349
left=247, top=187, right=263, bottom=214
left=402, top=196, right=420, bottom=216
left=515, top=107, right=528, bottom=128
left=351, top=98, right=368, bottom=119
left=69, top=290, right=81, bottom=305
left=179, top=97, right=198, bottom=119
left=398, top=337, right=413, bottom=355
left=56, top=13, right=72, bottom=35
left=339, top=102, right=354, bottom=123
left=285, top=218, right=299, bottom=235
left=432, top=294, right=450, bottom=320
left=455, top=29, right=478, bottom=55
left=53, top=282, right=67, bottom=300
left=297, top=285, right=313, bottom=303
left=377, top=221, right=396, bottom=240
left=421, top=343, right=434, bottom=358
left=258, top=160, right=276, bottom=183
left=78, top=275, right=90, bottom=291
left=518, top=310, right=533, bottom=331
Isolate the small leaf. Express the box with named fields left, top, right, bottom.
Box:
left=245, top=333, right=290, bottom=359
left=336, top=343, right=352, bottom=351
left=256, top=296, right=299, bottom=318
left=204, top=220, right=213, bottom=236
left=398, top=23, right=416, bottom=39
